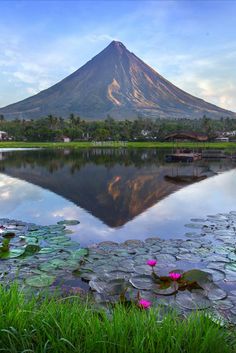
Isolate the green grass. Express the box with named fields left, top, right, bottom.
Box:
left=0, top=285, right=235, bottom=353
left=0, top=141, right=236, bottom=149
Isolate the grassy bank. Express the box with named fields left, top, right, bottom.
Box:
left=0, top=285, right=235, bottom=353
left=0, top=141, right=236, bottom=149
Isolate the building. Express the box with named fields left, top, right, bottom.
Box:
left=0, top=131, right=8, bottom=141
left=62, top=136, right=71, bottom=143
left=215, top=137, right=229, bottom=142
left=164, top=132, right=208, bottom=142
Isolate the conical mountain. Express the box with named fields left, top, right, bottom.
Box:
left=0, top=41, right=235, bottom=119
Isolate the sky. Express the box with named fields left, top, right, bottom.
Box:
left=0, top=0, right=235, bottom=112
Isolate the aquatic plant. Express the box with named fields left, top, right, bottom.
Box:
left=146, top=259, right=157, bottom=267
left=169, top=272, right=182, bottom=281
left=138, top=298, right=151, bottom=309
left=0, top=219, right=88, bottom=290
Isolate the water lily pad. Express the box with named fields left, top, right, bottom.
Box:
left=134, top=265, right=153, bottom=275
left=207, top=286, right=227, bottom=301
left=25, top=237, right=39, bottom=245
left=105, top=279, right=128, bottom=295
left=0, top=248, right=25, bottom=259
left=70, top=248, right=88, bottom=259
left=40, top=258, right=68, bottom=271
left=123, top=239, right=143, bottom=247
left=185, top=232, right=200, bottom=238
left=224, top=270, right=236, bottom=282
left=21, top=244, right=41, bottom=257
left=57, top=220, right=80, bottom=226
left=183, top=269, right=212, bottom=285
left=38, top=247, right=55, bottom=254
left=204, top=269, right=225, bottom=282
left=129, top=275, right=154, bottom=290
left=176, top=291, right=211, bottom=310
left=207, top=261, right=226, bottom=270
left=156, top=253, right=176, bottom=263
left=48, top=235, right=71, bottom=244
left=214, top=298, right=234, bottom=310
left=153, top=281, right=177, bottom=296
left=185, top=223, right=204, bottom=229
left=207, top=254, right=229, bottom=263
left=228, top=253, right=236, bottom=261
left=176, top=253, right=201, bottom=262
left=225, top=263, right=236, bottom=272
left=89, top=280, right=108, bottom=293
left=26, top=274, right=55, bottom=287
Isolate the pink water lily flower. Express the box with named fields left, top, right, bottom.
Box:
left=146, top=259, right=157, bottom=267
left=169, top=272, right=182, bottom=281
left=139, top=299, right=151, bottom=309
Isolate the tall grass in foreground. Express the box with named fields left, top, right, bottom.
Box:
left=0, top=285, right=235, bottom=353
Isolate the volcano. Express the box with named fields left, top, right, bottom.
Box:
left=0, top=41, right=235, bottom=120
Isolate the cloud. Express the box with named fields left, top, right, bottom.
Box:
left=0, top=1, right=235, bottom=111
left=0, top=27, right=118, bottom=103
left=143, top=46, right=236, bottom=112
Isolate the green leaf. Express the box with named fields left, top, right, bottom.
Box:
left=57, top=220, right=80, bottom=226
left=26, top=274, right=55, bottom=287
left=70, top=248, right=88, bottom=260
left=0, top=248, right=25, bottom=259
left=183, top=269, right=211, bottom=285
left=20, top=244, right=41, bottom=257
left=38, top=247, right=55, bottom=254
left=154, top=281, right=177, bottom=296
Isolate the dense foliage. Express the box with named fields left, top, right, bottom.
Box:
left=0, top=114, right=236, bottom=142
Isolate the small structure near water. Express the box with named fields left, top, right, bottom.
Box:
left=202, top=149, right=227, bottom=159
left=215, top=137, right=229, bottom=142
left=165, top=151, right=202, bottom=162
left=164, top=132, right=208, bottom=162
left=164, top=174, right=207, bottom=184
left=164, top=132, right=208, bottom=142
left=0, top=131, right=8, bottom=141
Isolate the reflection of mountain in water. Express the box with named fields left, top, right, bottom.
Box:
left=0, top=149, right=235, bottom=227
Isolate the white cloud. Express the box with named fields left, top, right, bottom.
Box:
left=0, top=3, right=235, bottom=112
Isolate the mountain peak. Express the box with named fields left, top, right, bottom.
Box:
left=109, top=40, right=126, bottom=48
left=0, top=41, right=235, bottom=120
left=106, top=40, right=127, bottom=54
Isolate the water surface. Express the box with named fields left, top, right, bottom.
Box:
left=0, top=148, right=235, bottom=245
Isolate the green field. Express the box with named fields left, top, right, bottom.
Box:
left=0, top=285, right=234, bottom=353
left=0, top=141, right=236, bottom=149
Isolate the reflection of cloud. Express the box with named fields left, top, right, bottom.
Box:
left=1, top=169, right=236, bottom=246
left=119, top=168, right=236, bottom=240
left=0, top=174, right=42, bottom=212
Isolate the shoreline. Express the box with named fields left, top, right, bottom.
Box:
left=0, top=141, right=236, bottom=149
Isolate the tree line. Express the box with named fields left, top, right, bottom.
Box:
left=0, top=114, right=235, bottom=142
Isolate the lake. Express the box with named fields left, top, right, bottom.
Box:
left=0, top=148, right=236, bottom=246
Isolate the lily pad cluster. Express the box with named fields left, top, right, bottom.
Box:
left=2, top=211, right=236, bottom=325
left=79, top=212, right=236, bottom=325
left=0, top=218, right=88, bottom=290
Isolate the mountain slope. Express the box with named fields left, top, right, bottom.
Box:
left=0, top=41, right=235, bottom=120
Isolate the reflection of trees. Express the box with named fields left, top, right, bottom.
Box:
left=1, top=148, right=235, bottom=176
left=0, top=149, right=169, bottom=173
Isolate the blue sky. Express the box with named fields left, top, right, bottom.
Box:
left=0, top=0, right=235, bottom=111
